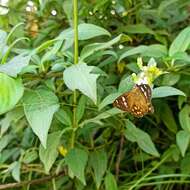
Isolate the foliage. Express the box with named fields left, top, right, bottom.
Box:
left=0, top=0, right=190, bottom=189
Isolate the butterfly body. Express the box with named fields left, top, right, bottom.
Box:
left=113, top=84, right=154, bottom=117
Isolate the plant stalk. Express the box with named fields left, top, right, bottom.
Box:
left=71, top=0, right=79, bottom=148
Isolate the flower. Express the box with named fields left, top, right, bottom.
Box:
left=132, top=57, right=164, bottom=86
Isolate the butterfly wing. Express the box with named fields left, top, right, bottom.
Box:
left=113, top=84, right=154, bottom=117
left=113, top=92, right=130, bottom=112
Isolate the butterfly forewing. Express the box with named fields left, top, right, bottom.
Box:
left=113, top=84, right=154, bottom=117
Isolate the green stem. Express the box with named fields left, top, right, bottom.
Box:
left=52, top=178, right=57, bottom=190
left=70, top=0, right=79, bottom=149
left=128, top=153, right=171, bottom=190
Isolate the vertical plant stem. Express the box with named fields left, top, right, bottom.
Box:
left=71, top=0, right=79, bottom=148
left=52, top=178, right=57, bottom=190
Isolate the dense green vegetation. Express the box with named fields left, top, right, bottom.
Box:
left=0, top=0, right=190, bottom=189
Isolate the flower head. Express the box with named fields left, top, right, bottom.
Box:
left=132, top=57, right=164, bottom=86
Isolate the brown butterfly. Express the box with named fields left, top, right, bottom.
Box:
left=113, top=84, right=154, bottom=117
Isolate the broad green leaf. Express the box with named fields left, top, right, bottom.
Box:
left=65, top=148, right=88, bottom=185
left=152, top=86, right=186, bottom=98
left=179, top=105, right=190, bottom=132
left=41, top=41, right=62, bottom=64
left=0, top=107, right=24, bottom=136
left=124, top=120, right=160, bottom=157
left=55, top=108, right=72, bottom=126
left=118, top=76, right=134, bottom=93
left=78, top=23, right=111, bottom=40
left=0, top=74, right=24, bottom=115
left=23, top=89, right=59, bottom=148
left=119, top=44, right=167, bottom=62
left=39, top=131, right=62, bottom=173
left=181, top=153, right=190, bottom=175
left=23, top=149, right=38, bottom=164
left=158, top=0, right=179, bottom=15
left=63, top=0, right=73, bottom=23
left=0, top=54, right=31, bottom=77
left=90, top=150, right=107, bottom=188
left=0, top=134, right=12, bottom=152
left=161, top=73, right=180, bottom=86
left=125, top=24, right=155, bottom=34
left=58, top=23, right=110, bottom=42
left=0, top=30, right=7, bottom=59
left=169, top=26, right=190, bottom=56
left=80, top=108, right=122, bottom=127
left=98, top=92, right=122, bottom=111
left=160, top=103, right=177, bottom=133
left=63, top=63, right=99, bottom=104
left=176, top=130, right=190, bottom=157
left=11, top=161, right=21, bottom=182
left=105, top=172, right=118, bottom=190
left=80, top=35, right=121, bottom=61
left=76, top=95, right=87, bottom=123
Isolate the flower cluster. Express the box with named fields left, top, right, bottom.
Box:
left=132, top=57, right=164, bottom=86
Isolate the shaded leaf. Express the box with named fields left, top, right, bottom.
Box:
left=169, top=26, right=190, bottom=56
left=39, top=131, right=62, bottom=173
left=179, top=105, right=190, bottom=132
left=90, top=150, right=107, bottom=188
left=65, top=148, right=88, bottom=185
left=124, top=120, right=160, bottom=157
left=0, top=54, right=31, bottom=77
left=23, top=89, right=59, bottom=148
left=80, top=35, right=121, bottom=61
left=176, top=130, right=190, bottom=157
left=105, top=172, right=118, bottom=190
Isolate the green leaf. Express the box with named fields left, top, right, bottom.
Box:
left=0, top=30, right=7, bottom=59
left=55, top=108, right=72, bottom=126
left=90, top=150, right=108, bottom=188
left=124, top=120, right=160, bottom=157
left=158, top=0, right=179, bottom=15
left=58, top=23, right=110, bottom=48
left=23, top=149, right=38, bottom=164
left=161, top=73, right=180, bottom=86
left=63, top=63, right=99, bottom=104
left=118, top=76, right=134, bottom=93
left=65, top=148, right=88, bottom=185
left=169, top=26, right=190, bottom=56
left=119, top=44, right=167, bottom=62
left=11, top=161, right=21, bottom=182
left=0, top=54, right=31, bottom=77
left=152, top=86, right=186, bottom=98
left=23, top=89, right=59, bottom=148
left=80, top=35, right=121, bottom=61
left=78, top=23, right=111, bottom=40
left=39, top=131, right=62, bottom=173
left=160, top=103, right=177, bottom=133
left=0, top=134, right=12, bottom=152
left=176, top=130, right=190, bottom=157
left=0, top=74, right=24, bottom=115
left=98, top=93, right=122, bottom=111
left=179, top=105, right=190, bottom=132
left=80, top=108, right=122, bottom=127
left=105, top=172, right=118, bottom=190
left=76, top=95, right=87, bottom=123
left=0, top=107, right=24, bottom=136
left=125, top=24, right=155, bottom=34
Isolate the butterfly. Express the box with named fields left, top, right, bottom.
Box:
left=113, top=84, right=154, bottom=117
